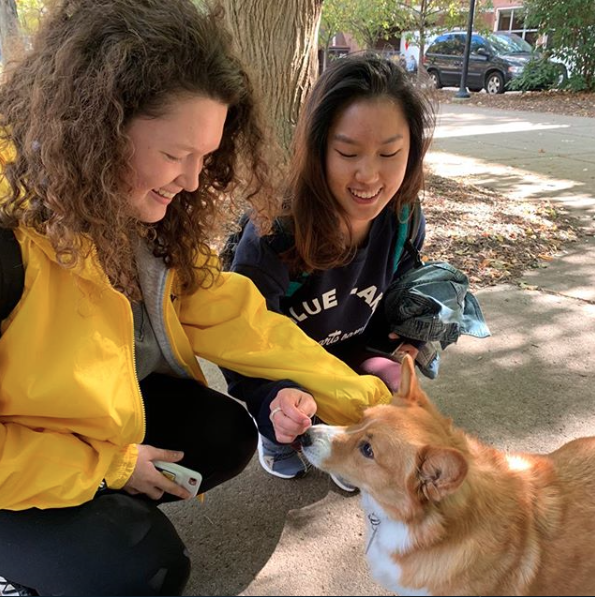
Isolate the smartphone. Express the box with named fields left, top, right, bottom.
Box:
left=153, top=461, right=202, bottom=498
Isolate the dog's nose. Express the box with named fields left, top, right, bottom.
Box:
left=299, top=430, right=313, bottom=448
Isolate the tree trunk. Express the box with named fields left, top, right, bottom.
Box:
left=323, top=38, right=330, bottom=72
left=417, top=32, right=426, bottom=78
left=0, top=0, right=25, bottom=67
left=417, top=0, right=428, bottom=78
left=221, top=0, right=323, bottom=162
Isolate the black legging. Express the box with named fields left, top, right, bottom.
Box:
left=0, top=375, right=257, bottom=596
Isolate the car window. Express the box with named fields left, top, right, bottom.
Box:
left=470, top=34, right=488, bottom=54
left=427, top=35, right=449, bottom=54
left=486, top=32, right=533, bottom=54
left=427, top=34, right=465, bottom=56
left=442, top=34, right=464, bottom=56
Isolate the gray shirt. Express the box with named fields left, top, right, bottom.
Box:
left=131, top=299, right=171, bottom=380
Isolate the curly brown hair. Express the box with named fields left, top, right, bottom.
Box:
left=0, top=0, right=274, bottom=297
left=285, top=53, right=435, bottom=273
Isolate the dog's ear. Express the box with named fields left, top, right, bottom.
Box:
left=394, top=354, right=425, bottom=406
left=416, top=445, right=468, bottom=503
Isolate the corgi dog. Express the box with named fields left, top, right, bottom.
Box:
left=301, top=355, right=595, bottom=596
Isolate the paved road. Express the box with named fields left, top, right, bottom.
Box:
left=165, top=103, right=595, bottom=596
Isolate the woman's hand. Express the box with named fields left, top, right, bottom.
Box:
left=270, top=388, right=317, bottom=444
left=388, top=333, right=419, bottom=361
left=123, top=444, right=192, bottom=500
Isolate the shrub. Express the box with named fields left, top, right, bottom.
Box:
left=509, top=56, right=567, bottom=92
left=523, top=0, right=595, bottom=91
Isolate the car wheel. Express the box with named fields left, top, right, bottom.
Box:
left=428, top=70, right=442, bottom=89
left=469, top=87, right=482, bottom=92
left=485, top=72, right=505, bottom=95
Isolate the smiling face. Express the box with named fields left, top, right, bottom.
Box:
left=325, top=97, right=411, bottom=245
left=126, top=94, right=228, bottom=223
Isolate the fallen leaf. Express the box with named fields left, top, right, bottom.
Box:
left=519, top=282, right=539, bottom=291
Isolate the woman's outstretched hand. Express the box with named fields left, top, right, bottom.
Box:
left=269, top=388, right=317, bottom=444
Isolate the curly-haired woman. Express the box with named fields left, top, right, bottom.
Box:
left=0, top=1, right=391, bottom=594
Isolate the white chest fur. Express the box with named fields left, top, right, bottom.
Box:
left=361, top=493, right=432, bottom=597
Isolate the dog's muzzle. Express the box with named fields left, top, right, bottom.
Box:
left=299, top=425, right=339, bottom=468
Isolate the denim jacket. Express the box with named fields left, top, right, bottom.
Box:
left=384, top=262, right=490, bottom=378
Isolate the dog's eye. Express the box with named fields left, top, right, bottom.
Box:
left=359, top=441, right=374, bottom=459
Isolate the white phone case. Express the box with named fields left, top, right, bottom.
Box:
left=153, top=461, right=202, bottom=498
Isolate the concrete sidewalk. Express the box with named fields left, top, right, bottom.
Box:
left=167, top=103, right=595, bottom=596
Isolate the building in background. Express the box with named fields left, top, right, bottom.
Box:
left=491, top=0, right=539, bottom=45
left=322, top=1, right=540, bottom=68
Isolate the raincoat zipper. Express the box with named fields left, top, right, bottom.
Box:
left=126, top=298, right=146, bottom=440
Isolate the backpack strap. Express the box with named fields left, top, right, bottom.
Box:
left=403, top=200, right=423, bottom=270
left=392, top=205, right=411, bottom=273
left=285, top=272, right=310, bottom=298
left=392, top=199, right=423, bottom=273
left=0, top=227, right=25, bottom=323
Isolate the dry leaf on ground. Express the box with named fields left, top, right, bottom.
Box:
left=422, top=173, right=583, bottom=288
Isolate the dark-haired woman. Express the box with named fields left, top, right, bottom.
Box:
left=226, top=54, right=435, bottom=484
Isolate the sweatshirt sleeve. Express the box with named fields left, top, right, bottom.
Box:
left=220, top=221, right=304, bottom=435
left=221, top=373, right=304, bottom=441
left=179, top=271, right=392, bottom=427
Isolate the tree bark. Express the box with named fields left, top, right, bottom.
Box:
left=0, top=0, right=25, bottom=67
left=417, top=0, right=428, bottom=78
left=221, top=0, right=323, bottom=161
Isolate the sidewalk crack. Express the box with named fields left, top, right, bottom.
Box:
left=535, top=287, right=595, bottom=305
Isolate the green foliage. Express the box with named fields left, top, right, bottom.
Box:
left=319, top=0, right=350, bottom=49
left=566, top=73, right=590, bottom=92
left=321, top=0, right=399, bottom=49
left=523, top=0, right=595, bottom=90
left=508, top=55, right=566, bottom=91
left=15, top=0, right=46, bottom=36
left=395, top=0, right=466, bottom=33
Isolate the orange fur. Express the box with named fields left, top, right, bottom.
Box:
left=303, top=356, right=595, bottom=596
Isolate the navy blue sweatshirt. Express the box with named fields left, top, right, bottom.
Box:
left=224, top=204, right=425, bottom=440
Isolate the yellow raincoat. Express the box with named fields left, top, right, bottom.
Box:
left=0, top=226, right=391, bottom=511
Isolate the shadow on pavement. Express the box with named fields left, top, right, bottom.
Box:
left=164, top=451, right=337, bottom=595
left=428, top=284, right=595, bottom=454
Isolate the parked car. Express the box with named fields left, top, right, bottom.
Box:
left=423, top=31, right=565, bottom=94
